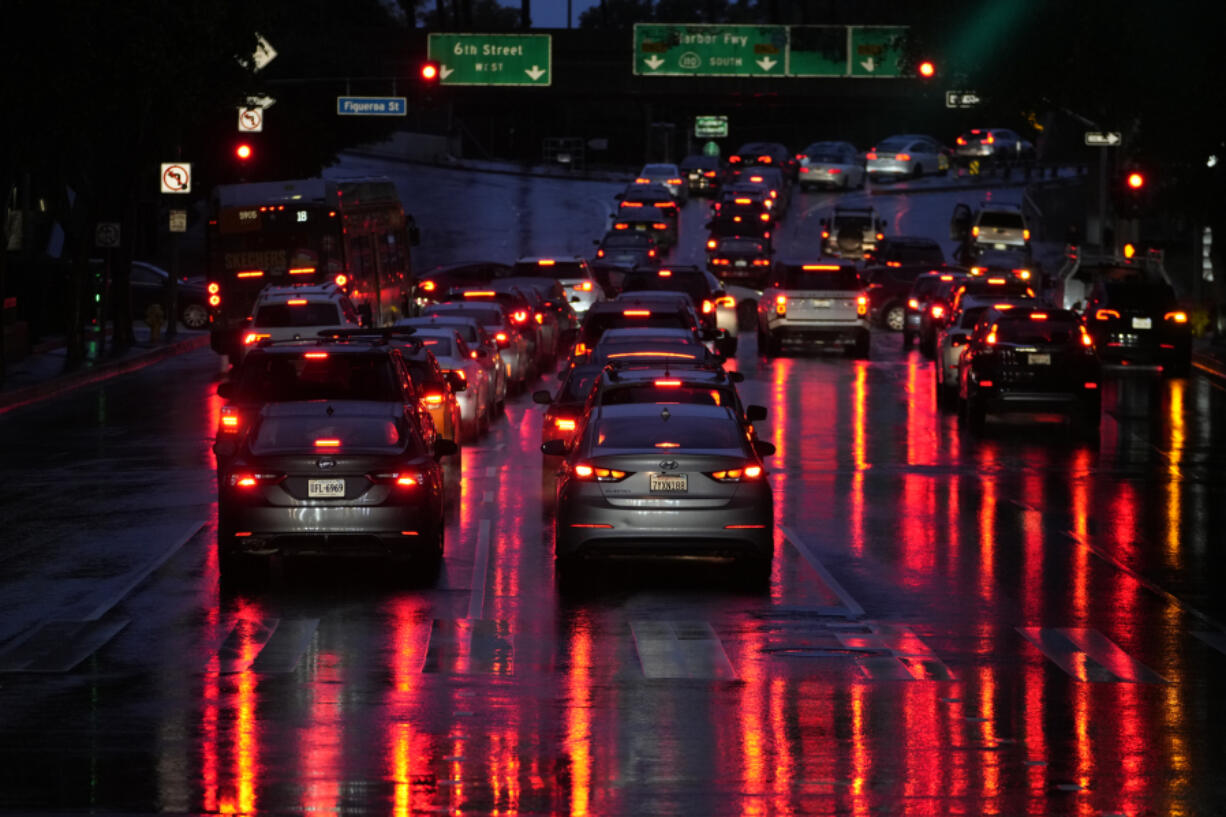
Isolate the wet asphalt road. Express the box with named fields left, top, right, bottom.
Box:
left=1, top=159, right=1225, bottom=815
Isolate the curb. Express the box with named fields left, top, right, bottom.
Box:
left=0, top=334, right=210, bottom=416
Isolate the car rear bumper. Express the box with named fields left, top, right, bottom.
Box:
left=220, top=505, right=440, bottom=556
left=981, top=390, right=1100, bottom=416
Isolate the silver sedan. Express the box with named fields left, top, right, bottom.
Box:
left=797, top=141, right=865, bottom=191
left=543, top=402, right=775, bottom=581
left=866, top=134, right=950, bottom=181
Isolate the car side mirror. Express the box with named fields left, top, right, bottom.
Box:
left=532, top=389, right=553, bottom=405
left=433, top=438, right=459, bottom=460
left=540, top=439, right=569, bottom=457
left=446, top=371, right=467, bottom=392
left=752, top=439, right=776, bottom=458
left=746, top=404, right=767, bottom=422
left=217, top=381, right=234, bottom=400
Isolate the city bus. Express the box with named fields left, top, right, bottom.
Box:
left=206, top=177, right=419, bottom=359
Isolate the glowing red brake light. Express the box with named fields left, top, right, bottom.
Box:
left=495, top=332, right=509, bottom=344
left=658, top=270, right=672, bottom=277
left=1029, top=312, right=1048, bottom=321
left=286, top=298, right=308, bottom=305
left=512, top=310, right=528, bottom=323
left=314, top=438, right=341, bottom=448
left=623, top=309, right=652, bottom=317
left=288, top=267, right=315, bottom=275
left=985, top=133, right=995, bottom=144
left=957, top=136, right=967, bottom=146
left=1095, top=309, right=1120, bottom=321
left=896, top=153, right=911, bottom=161
left=757, top=156, right=771, bottom=163
left=654, top=379, right=682, bottom=387
left=243, top=332, right=270, bottom=345
left=866, top=151, right=878, bottom=160
left=734, top=197, right=752, bottom=204
left=987, top=277, right=1007, bottom=285
left=576, top=281, right=593, bottom=291
left=555, top=418, right=577, bottom=432
left=303, top=351, right=329, bottom=359
left=237, top=270, right=264, bottom=279
left=707, top=239, right=718, bottom=249
left=420, top=280, right=436, bottom=292
left=334, top=274, right=348, bottom=287
left=464, top=291, right=496, bottom=297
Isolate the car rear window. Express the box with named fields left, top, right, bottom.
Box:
left=595, top=339, right=703, bottom=363
left=601, top=384, right=730, bottom=408
left=511, top=261, right=589, bottom=280
left=584, top=312, right=690, bottom=340
left=834, top=215, right=872, bottom=230
left=876, top=138, right=910, bottom=151
left=912, top=277, right=943, bottom=297
left=718, top=238, right=767, bottom=253
left=253, top=302, right=341, bottom=328
left=233, top=355, right=401, bottom=402
left=417, top=336, right=454, bottom=357
left=425, top=306, right=503, bottom=326
left=977, top=212, right=1024, bottom=229
left=251, top=414, right=410, bottom=454
left=779, top=267, right=862, bottom=290
left=995, top=318, right=1081, bottom=345
left=1104, top=282, right=1176, bottom=309
left=592, top=414, right=744, bottom=450
left=642, top=164, right=676, bottom=176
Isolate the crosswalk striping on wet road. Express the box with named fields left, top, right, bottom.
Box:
left=422, top=619, right=515, bottom=675
left=631, top=620, right=738, bottom=680
left=838, top=623, right=956, bottom=681
left=1017, top=627, right=1168, bottom=683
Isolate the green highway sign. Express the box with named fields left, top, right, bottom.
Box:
left=848, top=26, right=908, bottom=77
left=427, top=33, right=551, bottom=86
left=786, top=26, right=847, bottom=78
left=634, top=24, right=787, bottom=77
left=694, top=115, right=728, bottom=138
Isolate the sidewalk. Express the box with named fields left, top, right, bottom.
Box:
left=0, top=328, right=209, bottom=416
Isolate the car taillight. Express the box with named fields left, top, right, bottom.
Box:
left=821, top=230, right=829, bottom=240
left=303, top=351, right=329, bottom=359
left=314, top=438, right=341, bottom=448
left=368, top=472, right=422, bottom=487
left=596, top=248, right=605, bottom=257
left=930, top=304, right=944, bottom=319
left=449, top=369, right=466, bottom=382
left=287, top=298, right=308, bottom=305
left=653, top=222, right=668, bottom=230
left=495, top=332, right=509, bottom=346
left=752, top=259, right=770, bottom=266
left=1022, top=229, right=1031, bottom=241
left=896, top=153, right=911, bottom=161
left=760, top=212, right=770, bottom=221
left=219, top=407, right=241, bottom=432
left=470, top=350, right=480, bottom=359
left=957, top=136, right=967, bottom=146
left=422, top=393, right=445, bottom=407
left=554, top=418, right=577, bottom=432
left=757, top=156, right=771, bottom=163
left=703, top=171, right=716, bottom=177
left=288, top=267, right=316, bottom=276
left=512, top=310, right=528, bottom=323
left=335, top=274, right=348, bottom=287
left=734, top=197, right=752, bottom=204
left=237, top=270, right=264, bottom=279
left=866, top=151, right=878, bottom=160
left=717, top=296, right=736, bottom=308
left=986, top=325, right=998, bottom=345
left=572, top=463, right=630, bottom=482
left=706, top=464, right=763, bottom=483
left=634, top=178, right=650, bottom=184
left=1081, top=327, right=1094, bottom=347
left=227, top=472, right=284, bottom=488
left=971, top=226, right=980, bottom=237
left=648, top=249, right=657, bottom=257
left=614, top=223, right=629, bottom=230
left=535, top=312, right=544, bottom=324
left=829, top=167, right=842, bottom=174
left=623, top=309, right=652, bottom=317
left=985, top=133, right=995, bottom=144
left=775, top=295, right=787, bottom=315
left=1096, top=309, right=1120, bottom=321
left=711, top=258, right=729, bottom=266
left=1164, top=311, right=1188, bottom=323
left=621, top=201, right=643, bottom=208
left=1029, top=312, right=1048, bottom=321
left=576, top=281, right=593, bottom=291
left=856, top=295, right=868, bottom=316
left=574, top=342, right=587, bottom=356
left=420, top=280, right=436, bottom=292
left=667, top=178, right=682, bottom=185
left=875, top=233, right=884, bottom=241
left=702, top=299, right=714, bottom=314
left=707, top=239, right=718, bottom=249
left=654, top=379, right=682, bottom=387
left=908, top=298, right=919, bottom=310
left=243, top=332, right=270, bottom=345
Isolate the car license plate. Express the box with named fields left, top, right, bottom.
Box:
left=1028, top=353, right=1051, bottom=366
left=1132, top=317, right=1152, bottom=329
left=649, top=473, right=688, bottom=493
left=634, top=223, right=647, bottom=231
left=308, top=478, right=346, bottom=498
left=811, top=299, right=833, bottom=308
left=735, top=259, right=747, bottom=267
left=993, top=242, right=1007, bottom=250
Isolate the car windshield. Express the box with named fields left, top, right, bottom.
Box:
left=835, top=215, right=872, bottom=230
left=251, top=414, right=409, bottom=454
left=253, top=302, right=341, bottom=327
left=876, top=138, right=911, bottom=151
left=781, top=267, right=861, bottom=290
left=233, top=354, right=401, bottom=402
left=592, top=414, right=744, bottom=450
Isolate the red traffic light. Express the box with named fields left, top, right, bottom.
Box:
left=421, top=62, right=439, bottom=81
left=235, top=143, right=253, bottom=161
left=918, top=60, right=936, bottom=78
left=1126, top=171, right=1145, bottom=189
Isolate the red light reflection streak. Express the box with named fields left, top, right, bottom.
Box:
left=1073, top=684, right=1094, bottom=810
left=207, top=386, right=224, bottom=471
left=391, top=722, right=413, bottom=817
left=201, top=620, right=221, bottom=812
left=1070, top=449, right=1092, bottom=626
left=905, top=355, right=938, bottom=466
left=1165, top=379, right=1185, bottom=571
left=491, top=409, right=535, bottom=626
left=564, top=611, right=593, bottom=816
left=902, top=683, right=943, bottom=814
left=302, top=654, right=341, bottom=814
left=1021, top=458, right=1045, bottom=623
left=214, top=608, right=262, bottom=815
left=977, top=667, right=1001, bottom=810
left=849, top=683, right=872, bottom=817
left=977, top=447, right=998, bottom=608
left=1022, top=659, right=1048, bottom=812
left=490, top=728, right=522, bottom=815
left=850, top=362, right=868, bottom=557
left=770, top=678, right=794, bottom=810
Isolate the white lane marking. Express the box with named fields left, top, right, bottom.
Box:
left=467, top=518, right=491, bottom=621
left=781, top=525, right=866, bottom=618
left=83, top=520, right=205, bottom=621
left=1017, top=627, right=1168, bottom=683
left=631, top=620, right=737, bottom=680
left=1194, top=631, right=1226, bottom=656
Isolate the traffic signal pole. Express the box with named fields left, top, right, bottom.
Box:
left=1097, top=147, right=1109, bottom=251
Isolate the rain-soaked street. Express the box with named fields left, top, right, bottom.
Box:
left=2, top=158, right=1226, bottom=815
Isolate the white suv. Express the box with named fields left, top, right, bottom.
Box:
left=240, top=283, right=363, bottom=358
left=971, top=204, right=1031, bottom=251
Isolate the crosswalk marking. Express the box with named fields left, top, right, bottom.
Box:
left=422, top=619, right=514, bottom=675
left=249, top=618, right=319, bottom=674
left=0, top=616, right=128, bottom=673
left=215, top=618, right=280, bottom=674
left=838, top=623, right=955, bottom=681
left=631, top=620, right=737, bottom=680
left=1017, top=627, right=1167, bottom=683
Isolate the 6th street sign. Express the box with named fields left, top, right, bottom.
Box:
left=634, top=24, right=786, bottom=76
left=428, top=34, right=551, bottom=86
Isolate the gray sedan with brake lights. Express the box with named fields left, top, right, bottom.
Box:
left=543, top=402, right=775, bottom=580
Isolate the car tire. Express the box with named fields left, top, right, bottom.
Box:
left=180, top=303, right=208, bottom=330
left=884, top=304, right=906, bottom=332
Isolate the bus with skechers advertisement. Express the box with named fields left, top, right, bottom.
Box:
left=205, top=177, right=419, bottom=359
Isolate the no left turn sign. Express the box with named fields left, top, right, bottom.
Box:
left=160, top=163, right=192, bottom=194
left=238, top=107, right=263, bottom=132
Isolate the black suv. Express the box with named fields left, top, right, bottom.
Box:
left=1084, top=274, right=1192, bottom=375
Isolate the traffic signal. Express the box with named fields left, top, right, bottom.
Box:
left=420, top=61, right=439, bottom=82
left=917, top=59, right=936, bottom=78
left=235, top=142, right=254, bottom=162
left=1116, top=167, right=1150, bottom=218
